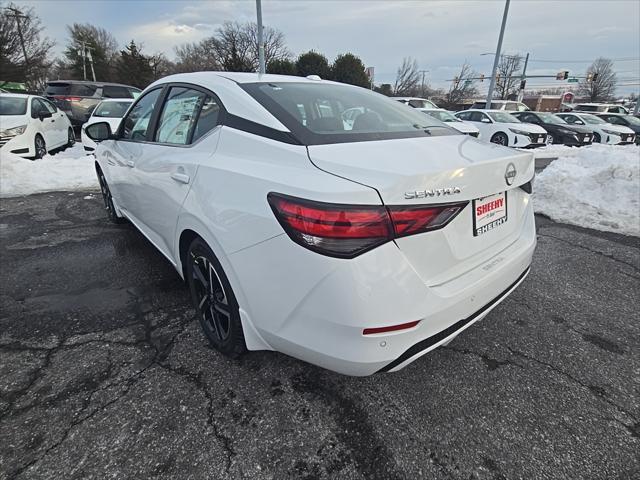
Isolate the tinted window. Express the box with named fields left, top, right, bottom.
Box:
left=155, top=87, right=208, bottom=145
left=576, top=105, right=598, bottom=112
left=605, top=116, right=624, bottom=125
left=519, top=113, right=539, bottom=124
left=488, top=111, right=521, bottom=123
left=103, top=85, right=132, bottom=98
left=45, top=83, right=70, bottom=95
left=70, top=84, right=98, bottom=96
left=41, top=99, right=57, bottom=114
left=193, top=96, right=221, bottom=142
left=0, top=96, right=27, bottom=115
left=93, top=101, right=132, bottom=118
left=241, top=82, right=449, bottom=145
left=31, top=98, right=48, bottom=117
left=128, top=87, right=142, bottom=99
left=456, top=111, right=472, bottom=121
left=408, top=99, right=436, bottom=108
left=470, top=112, right=489, bottom=122
left=121, top=88, right=161, bottom=141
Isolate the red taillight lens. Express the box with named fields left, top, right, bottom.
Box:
left=388, top=203, right=467, bottom=238
left=268, top=193, right=468, bottom=258
left=363, top=320, right=420, bottom=335
left=268, top=193, right=393, bottom=258
left=54, top=95, right=82, bottom=102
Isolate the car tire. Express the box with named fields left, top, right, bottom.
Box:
left=34, top=134, right=46, bottom=159
left=66, top=128, right=76, bottom=148
left=186, top=237, right=247, bottom=358
left=593, top=132, right=601, bottom=143
left=490, top=132, right=508, bottom=146
left=96, top=166, right=124, bottom=224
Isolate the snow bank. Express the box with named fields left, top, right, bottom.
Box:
left=534, top=144, right=640, bottom=236
left=0, top=144, right=99, bottom=198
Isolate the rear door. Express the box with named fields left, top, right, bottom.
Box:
left=30, top=98, right=57, bottom=147
left=128, top=85, right=223, bottom=257
left=41, top=98, right=67, bottom=146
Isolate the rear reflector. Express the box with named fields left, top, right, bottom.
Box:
left=268, top=193, right=468, bottom=258
left=363, top=320, right=420, bottom=335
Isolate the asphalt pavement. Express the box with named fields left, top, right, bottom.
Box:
left=0, top=191, right=638, bottom=480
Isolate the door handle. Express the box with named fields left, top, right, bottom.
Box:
left=170, top=172, right=190, bottom=184
left=125, top=160, right=135, bottom=168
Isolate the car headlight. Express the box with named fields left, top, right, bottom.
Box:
left=1, top=125, right=27, bottom=137
left=602, top=129, right=620, bottom=136
left=509, top=128, right=530, bottom=136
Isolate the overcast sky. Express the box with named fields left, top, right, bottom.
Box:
left=21, top=0, right=640, bottom=96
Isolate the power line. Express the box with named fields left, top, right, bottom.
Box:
left=529, top=57, right=640, bottom=63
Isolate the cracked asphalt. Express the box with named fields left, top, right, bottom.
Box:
left=0, top=191, right=638, bottom=480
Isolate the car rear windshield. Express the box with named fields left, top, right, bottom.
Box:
left=576, top=105, right=599, bottom=112
left=0, top=96, right=27, bottom=115
left=537, top=112, right=567, bottom=125
left=240, top=82, right=455, bottom=145
left=45, top=83, right=97, bottom=97
left=93, top=101, right=131, bottom=118
left=488, top=111, right=520, bottom=123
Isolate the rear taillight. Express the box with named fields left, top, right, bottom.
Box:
left=268, top=193, right=467, bottom=258
left=54, top=95, right=82, bottom=102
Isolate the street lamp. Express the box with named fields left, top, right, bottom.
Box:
left=485, top=0, right=511, bottom=110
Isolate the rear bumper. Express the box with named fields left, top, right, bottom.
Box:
left=229, top=199, right=536, bottom=376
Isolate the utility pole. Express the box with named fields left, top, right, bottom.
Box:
left=485, top=0, right=510, bottom=110
left=86, top=44, right=96, bottom=82
left=517, top=52, right=529, bottom=102
left=79, top=41, right=87, bottom=80
left=5, top=7, right=29, bottom=75
left=419, top=70, right=429, bottom=97
left=256, top=0, right=266, bottom=75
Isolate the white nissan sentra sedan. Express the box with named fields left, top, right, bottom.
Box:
left=86, top=72, right=536, bottom=376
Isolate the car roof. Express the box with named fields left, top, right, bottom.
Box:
left=46, top=80, right=138, bottom=88
left=391, top=97, right=430, bottom=101
left=0, top=92, right=31, bottom=98
left=98, top=98, right=134, bottom=103
left=146, top=72, right=353, bottom=132
left=463, top=109, right=511, bottom=113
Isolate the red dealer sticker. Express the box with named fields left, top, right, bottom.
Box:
left=473, top=192, right=507, bottom=236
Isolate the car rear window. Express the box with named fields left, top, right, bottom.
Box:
left=45, top=83, right=70, bottom=95
left=240, top=82, right=455, bottom=145
left=70, top=84, right=98, bottom=96
left=0, top=96, right=27, bottom=115
left=93, top=101, right=132, bottom=118
left=103, top=85, right=132, bottom=98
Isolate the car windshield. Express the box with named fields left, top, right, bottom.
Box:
left=488, top=111, right=520, bottom=123
left=624, top=115, right=640, bottom=126
left=241, top=82, right=453, bottom=145
left=537, top=112, right=567, bottom=125
left=424, top=110, right=460, bottom=122
left=0, top=96, right=27, bottom=115
left=579, top=114, right=607, bottom=125
left=93, top=101, right=132, bottom=118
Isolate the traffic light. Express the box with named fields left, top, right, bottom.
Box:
left=591, top=73, right=598, bottom=82
left=480, top=74, right=485, bottom=82
left=556, top=71, right=569, bottom=80
left=520, top=80, right=526, bottom=90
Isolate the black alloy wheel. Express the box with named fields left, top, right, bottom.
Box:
left=491, top=132, right=508, bottom=146
left=97, top=168, right=124, bottom=223
left=34, top=135, right=46, bottom=159
left=186, top=238, right=246, bottom=358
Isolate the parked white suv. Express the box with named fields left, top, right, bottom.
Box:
left=392, top=97, right=438, bottom=108
left=470, top=100, right=530, bottom=111
left=0, top=93, right=75, bottom=158
left=572, top=103, right=629, bottom=114
left=86, top=72, right=536, bottom=376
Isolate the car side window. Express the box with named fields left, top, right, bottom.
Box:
left=41, top=99, right=57, bottom=114
left=192, top=96, right=221, bottom=142
left=606, top=116, right=623, bottom=125
left=121, top=88, right=162, bottom=141
left=522, top=113, right=539, bottom=124
left=155, top=87, right=209, bottom=145
left=103, top=86, right=131, bottom=98
left=456, top=112, right=471, bottom=121
left=31, top=98, right=47, bottom=118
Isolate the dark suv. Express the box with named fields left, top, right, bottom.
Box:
left=513, top=111, right=593, bottom=146
left=44, top=80, right=141, bottom=126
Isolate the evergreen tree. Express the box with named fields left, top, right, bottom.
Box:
left=296, top=51, right=332, bottom=79
left=332, top=53, right=370, bottom=88
left=267, top=58, right=297, bottom=75
left=117, top=40, right=153, bottom=88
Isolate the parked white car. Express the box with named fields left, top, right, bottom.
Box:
left=417, top=108, right=481, bottom=137
left=81, top=98, right=133, bottom=153
left=0, top=93, right=75, bottom=158
left=86, top=72, right=536, bottom=376
left=392, top=97, right=438, bottom=109
left=556, top=112, right=636, bottom=145
left=455, top=109, right=547, bottom=148
left=572, top=103, right=628, bottom=114
left=470, top=100, right=530, bottom=111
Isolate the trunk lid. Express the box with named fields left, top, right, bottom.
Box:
left=307, top=135, right=535, bottom=285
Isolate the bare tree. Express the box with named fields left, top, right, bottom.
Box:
left=244, top=22, right=291, bottom=69
left=495, top=54, right=523, bottom=99
left=578, top=57, right=617, bottom=101
left=0, top=2, right=54, bottom=90
left=174, top=39, right=221, bottom=72
left=441, top=62, right=479, bottom=110
left=148, top=52, right=174, bottom=80
left=393, top=57, right=420, bottom=96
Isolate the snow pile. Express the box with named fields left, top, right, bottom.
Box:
left=534, top=144, right=640, bottom=236
left=0, top=144, right=99, bottom=198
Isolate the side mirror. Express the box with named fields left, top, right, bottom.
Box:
left=85, top=122, right=113, bottom=142
left=38, top=111, right=52, bottom=120
left=481, top=117, right=491, bottom=123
